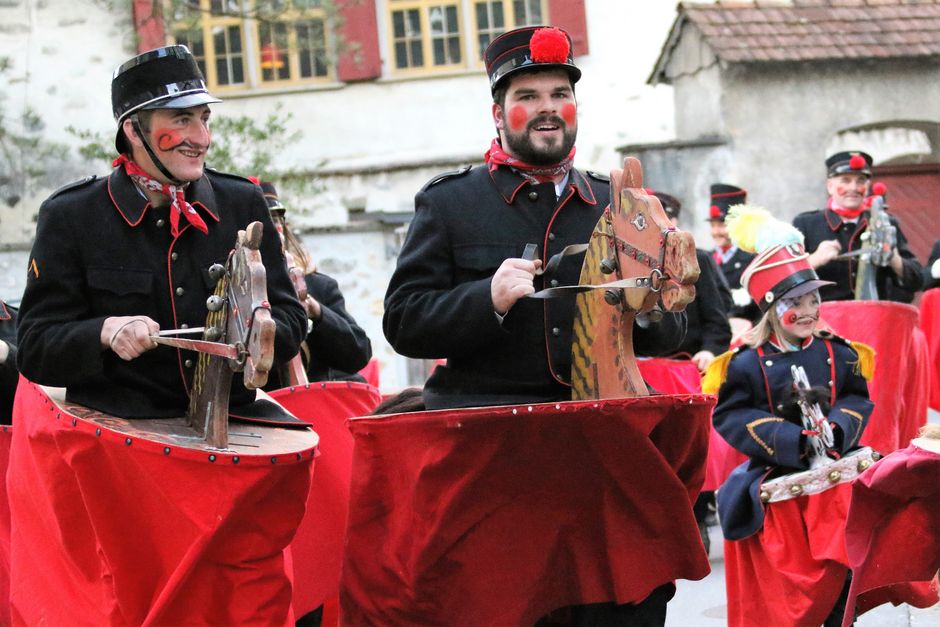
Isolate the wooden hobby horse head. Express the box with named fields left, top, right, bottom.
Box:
left=571, top=157, right=699, bottom=400
left=188, top=221, right=276, bottom=447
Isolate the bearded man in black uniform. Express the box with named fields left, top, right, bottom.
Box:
left=793, top=150, right=923, bottom=302
left=384, top=25, right=684, bottom=626
left=16, top=46, right=306, bottom=419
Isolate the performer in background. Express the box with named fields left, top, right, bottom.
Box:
left=793, top=151, right=922, bottom=302
left=16, top=45, right=306, bottom=419
left=650, top=190, right=731, bottom=371
left=259, top=181, right=372, bottom=387
left=384, top=25, right=685, bottom=625
left=706, top=207, right=873, bottom=627
left=708, top=183, right=760, bottom=323
left=0, top=299, right=17, bottom=424
left=924, top=237, right=940, bottom=290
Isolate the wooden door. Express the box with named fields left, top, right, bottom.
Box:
left=871, top=163, right=940, bottom=263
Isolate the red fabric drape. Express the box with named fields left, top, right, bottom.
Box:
left=340, top=394, right=713, bottom=626
left=841, top=441, right=940, bottom=625
left=8, top=380, right=316, bottom=626
left=724, top=484, right=854, bottom=627
left=919, top=288, right=940, bottom=412
left=269, top=382, right=381, bottom=618
left=0, top=427, right=10, bottom=627
left=357, top=357, right=381, bottom=389
left=819, top=301, right=929, bottom=454
left=636, top=358, right=745, bottom=491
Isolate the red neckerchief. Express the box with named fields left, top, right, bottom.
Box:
left=484, top=138, right=575, bottom=184
left=827, top=197, right=864, bottom=220
left=713, top=244, right=733, bottom=266
left=112, top=154, right=209, bottom=237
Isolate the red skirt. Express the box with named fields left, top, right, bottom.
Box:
left=724, top=483, right=852, bottom=627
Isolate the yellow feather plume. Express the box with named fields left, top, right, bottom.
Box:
left=848, top=341, right=876, bottom=381
left=724, top=205, right=771, bottom=254
left=702, top=349, right=735, bottom=394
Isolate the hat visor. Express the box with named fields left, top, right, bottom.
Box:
left=493, top=63, right=581, bottom=92
left=779, top=279, right=835, bottom=301
left=140, top=92, right=222, bottom=111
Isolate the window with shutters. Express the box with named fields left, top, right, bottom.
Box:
left=166, top=0, right=333, bottom=92
left=386, top=0, right=547, bottom=76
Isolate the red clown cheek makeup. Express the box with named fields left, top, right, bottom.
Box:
left=561, top=102, right=577, bottom=126
left=156, top=129, right=186, bottom=152
left=507, top=105, right=528, bottom=131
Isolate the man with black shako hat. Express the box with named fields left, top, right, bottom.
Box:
left=792, top=150, right=922, bottom=302
left=16, top=46, right=306, bottom=421
left=707, top=183, right=760, bottom=322
left=384, top=25, right=684, bottom=626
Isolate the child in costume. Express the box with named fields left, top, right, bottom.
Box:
left=703, top=206, right=876, bottom=627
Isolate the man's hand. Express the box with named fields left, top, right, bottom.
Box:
left=692, top=350, right=716, bottom=371
left=808, top=239, right=841, bottom=269
left=491, top=257, right=542, bottom=314
left=303, top=295, right=322, bottom=322
left=101, top=316, right=160, bottom=361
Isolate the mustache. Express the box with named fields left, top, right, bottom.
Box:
left=527, top=115, right=567, bottom=131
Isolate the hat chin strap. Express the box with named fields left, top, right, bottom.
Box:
left=131, top=116, right=184, bottom=186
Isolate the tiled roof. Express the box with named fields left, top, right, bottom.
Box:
left=650, top=0, right=940, bottom=83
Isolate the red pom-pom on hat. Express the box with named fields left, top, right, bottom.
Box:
left=530, top=27, right=570, bottom=64
left=871, top=181, right=887, bottom=196
left=709, top=205, right=722, bottom=219
left=247, top=176, right=261, bottom=186
left=849, top=154, right=866, bottom=170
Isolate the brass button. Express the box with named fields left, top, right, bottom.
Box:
left=176, top=287, right=185, bottom=296
left=765, top=360, right=773, bottom=367
left=857, top=459, right=872, bottom=472
left=759, top=490, right=770, bottom=503
left=828, top=380, right=834, bottom=387
left=789, top=484, right=804, bottom=496
left=550, top=279, right=559, bottom=287
left=156, top=218, right=165, bottom=228
left=826, top=358, right=832, bottom=365
left=552, top=327, right=560, bottom=337
left=828, top=470, right=842, bottom=484
left=171, top=252, right=178, bottom=261
left=548, top=232, right=556, bottom=241
left=184, top=359, right=194, bottom=368
left=528, top=191, right=538, bottom=201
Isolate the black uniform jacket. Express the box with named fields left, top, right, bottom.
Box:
left=16, top=167, right=306, bottom=419
left=793, top=208, right=923, bottom=302
left=924, top=238, right=940, bottom=290
left=673, top=249, right=731, bottom=357
left=384, top=164, right=685, bottom=410
left=267, top=271, right=372, bottom=388
left=712, top=333, right=873, bottom=540
left=0, top=301, right=17, bottom=425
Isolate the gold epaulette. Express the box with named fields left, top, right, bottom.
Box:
left=702, top=349, right=736, bottom=394
left=848, top=340, right=876, bottom=381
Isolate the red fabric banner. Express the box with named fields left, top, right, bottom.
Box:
left=8, top=380, right=316, bottom=626
left=636, top=358, right=745, bottom=491
left=820, top=301, right=929, bottom=454
left=269, top=382, right=381, bottom=617
left=841, top=440, right=940, bottom=625
left=340, top=394, right=713, bottom=626
left=0, top=427, right=10, bottom=627
left=920, top=288, right=940, bottom=412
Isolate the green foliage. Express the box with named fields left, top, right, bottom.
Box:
left=0, top=57, right=70, bottom=208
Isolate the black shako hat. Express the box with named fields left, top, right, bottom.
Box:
left=707, top=183, right=747, bottom=222
left=484, top=25, right=581, bottom=94
left=260, top=181, right=286, bottom=214
left=826, top=150, right=873, bottom=178
left=111, top=45, right=221, bottom=153
left=650, top=190, right=681, bottom=220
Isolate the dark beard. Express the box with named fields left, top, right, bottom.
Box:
left=503, top=115, right=577, bottom=165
